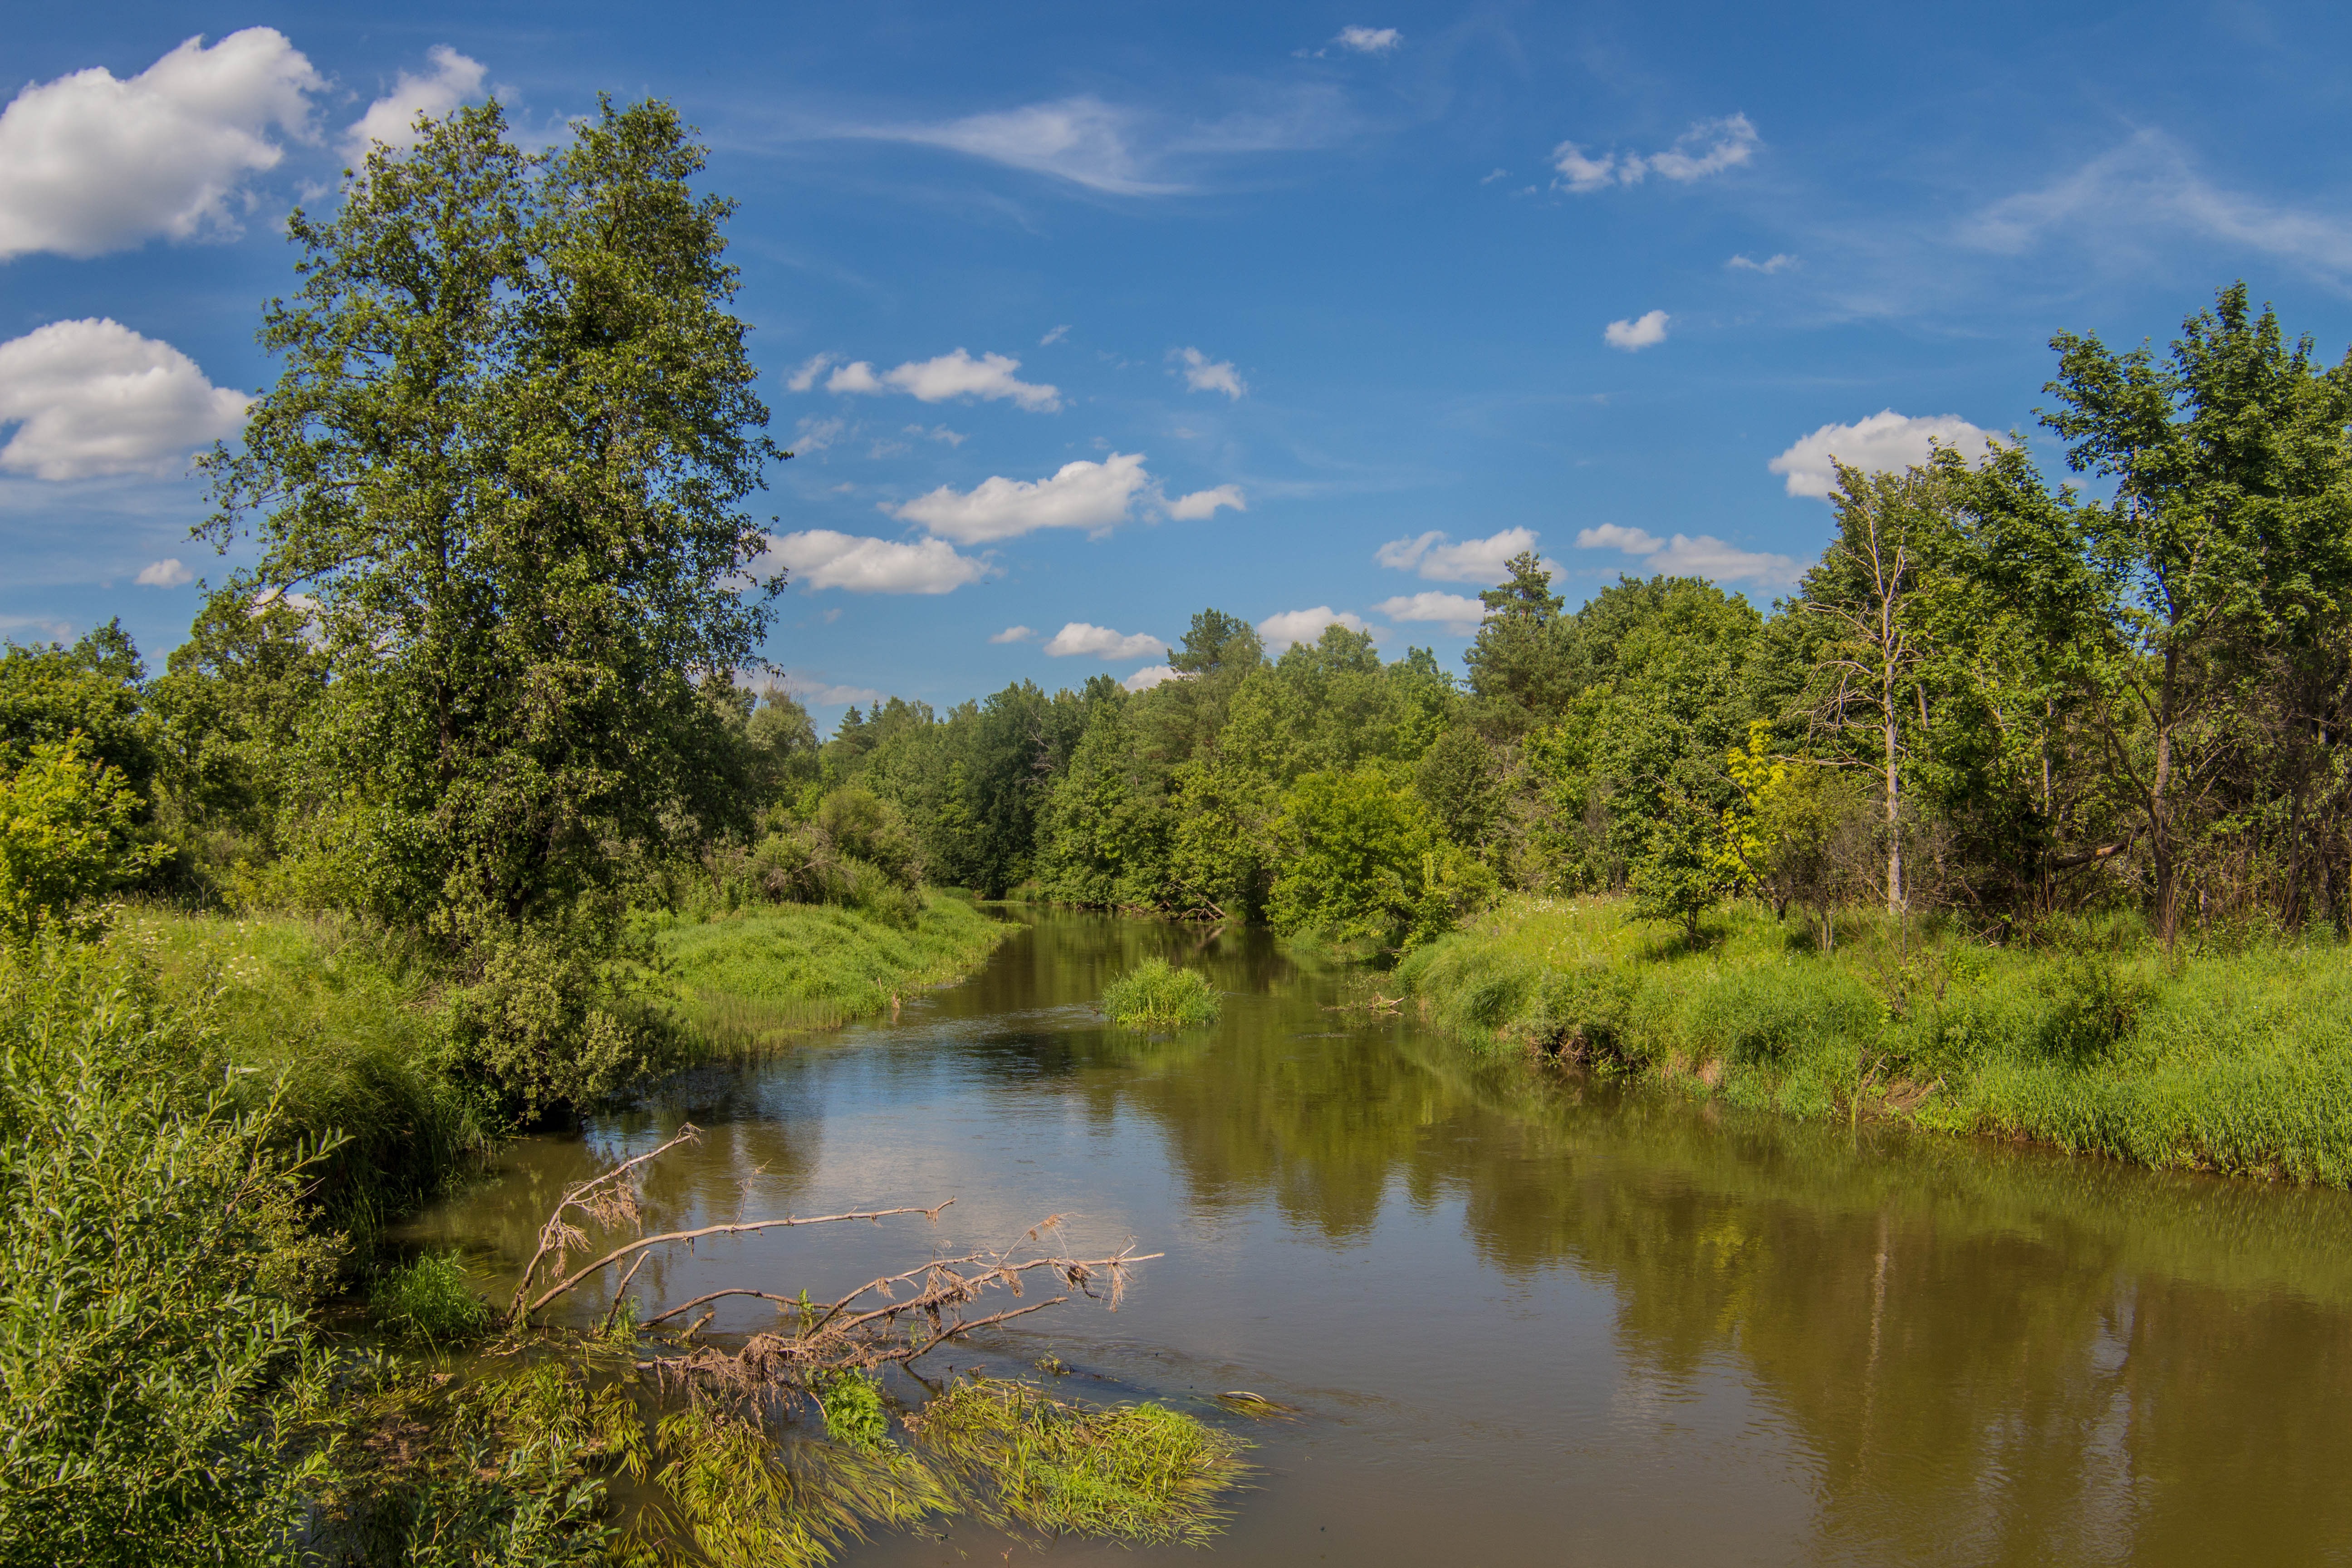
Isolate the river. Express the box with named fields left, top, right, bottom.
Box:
left=401, top=912, right=2352, bottom=1566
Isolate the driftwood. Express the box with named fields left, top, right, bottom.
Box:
left=503, top=1130, right=1161, bottom=1393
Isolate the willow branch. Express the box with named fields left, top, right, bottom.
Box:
left=507, top=1124, right=702, bottom=1324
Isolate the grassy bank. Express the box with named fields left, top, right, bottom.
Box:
left=1397, top=895, right=2352, bottom=1186
left=647, top=892, right=1013, bottom=1049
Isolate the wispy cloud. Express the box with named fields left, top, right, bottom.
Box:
left=1039, top=324, right=1070, bottom=346
left=989, top=625, right=1037, bottom=644
left=1727, top=251, right=1797, bottom=273
left=1171, top=346, right=1245, bottom=399
left=1962, top=128, right=2352, bottom=285
left=1375, top=527, right=1539, bottom=584
left=1333, top=26, right=1402, bottom=53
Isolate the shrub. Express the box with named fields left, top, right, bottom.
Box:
left=0, top=940, right=339, bottom=1564
left=0, top=733, right=161, bottom=941
left=1101, top=958, right=1220, bottom=1029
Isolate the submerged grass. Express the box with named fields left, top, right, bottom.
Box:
left=910, top=1377, right=1251, bottom=1547
left=1100, top=957, right=1220, bottom=1030
left=1399, top=894, right=2352, bottom=1186
left=651, top=893, right=1011, bottom=1049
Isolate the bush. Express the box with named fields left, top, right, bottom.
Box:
left=0, top=940, right=338, bottom=1564
left=1101, top=957, right=1220, bottom=1029
left=0, top=733, right=160, bottom=941
left=442, top=916, right=657, bottom=1121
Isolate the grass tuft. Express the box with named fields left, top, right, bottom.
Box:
left=369, top=1251, right=493, bottom=1347
left=1100, top=958, right=1220, bottom=1030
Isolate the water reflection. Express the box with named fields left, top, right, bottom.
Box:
left=407, top=913, right=2352, bottom=1566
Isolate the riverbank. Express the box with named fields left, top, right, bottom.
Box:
left=1396, top=894, right=2352, bottom=1186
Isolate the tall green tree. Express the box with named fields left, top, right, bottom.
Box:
left=200, top=98, right=781, bottom=939
left=2035, top=282, right=2352, bottom=941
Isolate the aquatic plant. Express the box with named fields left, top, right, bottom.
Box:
left=370, top=1251, right=493, bottom=1347
left=1101, top=957, right=1220, bottom=1029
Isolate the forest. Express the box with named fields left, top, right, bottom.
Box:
left=6, top=91, right=2352, bottom=1567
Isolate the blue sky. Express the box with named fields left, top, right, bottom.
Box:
left=8, top=3, right=2352, bottom=724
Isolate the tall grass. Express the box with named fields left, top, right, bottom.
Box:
left=1399, top=894, right=2352, bottom=1185
left=1100, top=957, right=1220, bottom=1029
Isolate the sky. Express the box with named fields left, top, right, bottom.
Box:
left=8, top=2, right=2352, bottom=725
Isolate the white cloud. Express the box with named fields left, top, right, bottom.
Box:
left=892, top=452, right=1151, bottom=544
left=766, top=529, right=989, bottom=593
left=829, top=348, right=1059, bottom=412
left=1377, top=591, right=1486, bottom=635
left=989, top=625, right=1038, bottom=644
left=1963, top=128, right=2352, bottom=285
left=787, top=353, right=835, bottom=392
left=858, top=97, right=1174, bottom=196
left=1603, top=309, right=1671, bottom=351
left=1039, top=324, right=1071, bottom=346
left=1728, top=252, right=1797, bottom=273
left=136, top=558, right=193, bottom=588
left=1122, top=664, right=1179, bottom=691
left=1574, top=523, right=1662, bottom=554
left=1171, top=346, right=1245, bottom=399
left=0, top=29, right=323, bottom=260
left=1259, top=606, right=1367, bottom=653
left=342, top=46, right=485, bottom=157
left=1551, top=113, right=1759, bottom=196
left=784, top=674, right=886, bottom=706
left=1167, top=483, right=1245, bottom=520
left=907, top=424, right=968, bottom=446
left=0, top=318, right=251, bottom=480
left=1575, top=524, right=1800, bottom=588
left=1480, top=167, right=1509, bottom=185
left=1767, top=409, right=2000, bottom=499
left=793, top=416, right=845, bottom=453
left=1374, top=527, right=1539, bottom=584
left=1044, top=622, right=1165, bottom=661
left=1334, top=26, right=1403, bottom=52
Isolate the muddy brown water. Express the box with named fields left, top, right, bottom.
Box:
left=403, top=913, right=2352, bottom=1566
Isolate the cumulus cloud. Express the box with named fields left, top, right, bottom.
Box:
left=1728, top=252, right=1797, bottom=273
left=1575, top=523, right=1800, bottom=589
left=892, top=452, right=1151, bottom=544
left=1166, top=483, right=1245, bottom=520
left=1044, top=622, right=1165, bottom=661
left=1767, top=409, right=2000, bottom=499
left=828, top=348, right=1059, bottom=412
left=1604, top=310, right=1670, bottom=351
left=0, top=318, right=251, bottom=480
left=0, top=29, right=323, bottom=259
left=1171, top=346, right=1245, bottom=399
left=1374, top=527, right=1539, bottom=584
left=137, top=558, right=194, bottom=588
left=1122, top=664, right=1179, bottom=691
left=1334, top=26, right=1403, bottom=52
left=989, top=625, right=1038, bottom=644
left=766, top=529, right=989, bottom=593
left=786, top=353, right=835, bottom=392
left=1551, top=113, right=1759, bottom=195
left=1377, top=591, right=1486, bottom=635
left=1259, top=606, right=1367, bottom=653
left=343, top=46, right=486, bottom=156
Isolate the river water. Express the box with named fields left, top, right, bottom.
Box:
left=404, top=913, right=2352, bottom=1567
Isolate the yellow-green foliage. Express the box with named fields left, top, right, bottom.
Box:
left=652, top=894, right=1009, bottom=1047
left=1401, top=894, right=2352, bottom=1186
left=910, top=1377, right=1251, bottom=1547
left=369, top=1252, right=493, bottom=1347
left=655, top=1401, right=949, bottom=1568
left=1100, top=956, right=1220, bottom=1029
left=0, top=734, right=161, bottom=941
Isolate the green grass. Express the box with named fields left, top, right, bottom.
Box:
left=1100, top=957, right=1220, bottom=1030
left=650, top=892, right=1011, bottom=1049
left=1398, top=894, right=2352, bottom=1186
left=369, top=1251, right=494, bottom=1347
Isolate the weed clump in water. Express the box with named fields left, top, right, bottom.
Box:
left=1101, top=958, right=1219, bottom=1030
left=910, top=1377, right=1251, bottom=1547
left=369, top=1251, right=492, bottom=1346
